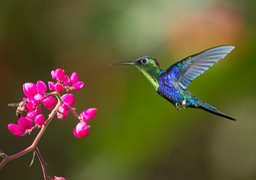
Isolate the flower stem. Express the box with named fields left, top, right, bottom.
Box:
left=35, top=147, right=48, bottom=180
left=0, top=96, right=62, bottom=169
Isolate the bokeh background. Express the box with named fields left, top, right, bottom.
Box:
left=1, top=0, right=256, bottom=180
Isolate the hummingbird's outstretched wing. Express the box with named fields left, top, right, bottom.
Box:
left=166, top=46, right=235, bottom=89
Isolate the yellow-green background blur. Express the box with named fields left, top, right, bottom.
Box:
left=1, top=0, right=256, bottom=180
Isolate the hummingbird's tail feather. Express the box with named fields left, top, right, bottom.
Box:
left=195, top=100, right=236, bottom=121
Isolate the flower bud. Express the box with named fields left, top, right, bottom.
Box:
left=18, top=117, right=32, bottom=131
left=73, top=122, right=90, bottom=138
left=35, top=114, right=45, bottom=126
left=57, top=104, right=69, bottom=119
left=80, top=108, right=97, bottom=122
left=64, top=75, right=70, bottom=85
left=43, top=96, right=57, bottom=110
left=48, top=81, right=55, bottom=91
left=61, top=93, right=75, bottom=106
left=55, top=68, right=65, bottom=81
left=51, top=70, right=56, bottom=79
left=36, top=80, right=47, bottom=94
left=26, top=111, right=37, bottom=121
left=34, top=93, right=44, bottom=102
left=55, top=82, right=64, bottom=93
left=74, top=81, right=84, bottom=90
left=23, top=82, right=37, bottom=98
left=70, top=72, right=78, bottom=83
left=8, top=123, right=23, bottom=137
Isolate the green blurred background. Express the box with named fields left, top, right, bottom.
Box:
left=1, top=0, right=256, bottom=179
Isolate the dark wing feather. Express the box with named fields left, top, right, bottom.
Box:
left=166, top=46, right=235, bottom=89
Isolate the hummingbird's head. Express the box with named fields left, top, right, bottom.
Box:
left=134, top=56, right=160, bottom=68
left=112, top=56, right=160, bottom=70
left=112, top=56, right=163, bottom=90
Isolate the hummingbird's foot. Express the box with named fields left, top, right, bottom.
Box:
left=175, top=103, right=182, bottom=110
left=175, top=100, right=187, bottom=110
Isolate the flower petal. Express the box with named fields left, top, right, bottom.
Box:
left=48, top=81, right=56, bottom=91
left=8, top=123, right=23, bottom=137
left=43, top=96, right=57, bottom=110
left=23, top=82, right=37, bottom=98
left=70, top=72, right=79, bottom=83
left=80, top=108, right=97, bottom=122
left=36, top=80, right=47, bottom=94
left=61, top=93, right=75, bottom=106
left=18, top=117, right=32, bottom=131
left=74, top=81, right=84, bottom=90
left=35, top=114, right=45, bottom=126
left=55, top=68, right=65, bottom=81
left=73, top=122, right=90, bottom=138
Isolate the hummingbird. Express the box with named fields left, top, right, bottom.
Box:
left=112, top=45, right=236, bottom=120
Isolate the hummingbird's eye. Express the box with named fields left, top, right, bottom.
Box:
left=141, top=59, right=148, bottom=64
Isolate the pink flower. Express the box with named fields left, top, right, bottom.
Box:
left=80, top=108, right=97, bottom=122
left=57, top=104, right=69, bottom=119
left=35, top=114, right=45, bottom=126
left=25, top=101, right=34, bottom=112
left=73, top=81, right=84, bottom=90
left=48, top=81, right=55, bottom=91
left=34, top=93, right=44, bottom=102
left=70, top=72, right=78, bottom=83
left=36, top=80, right=47, bottom=94
left=51, top=70, right=56, bottom=79
left=43, top=96, right=57, bottom=110
left=23, top=82, right=37, bottom=98
left=8, top=123, right=23, bottom=137
left=55, top=82, right=64, bottom=93
left=35, top=106, right=42, bottom=114
left=26, top=111, right=37, bottom=121
left=73, top=122, right=90, bottom=138
left=18, top=117, right=32, bottom=131
left=64, top=75, right=70, bottom=85
left=61, top=93, right=74, bottom=106
left=54, top=68, right=65, bottom=81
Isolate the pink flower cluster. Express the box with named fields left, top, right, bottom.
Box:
left=8, top=68, right=97, bottom=138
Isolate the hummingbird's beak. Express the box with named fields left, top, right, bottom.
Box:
left=111, top=61, right=136, bottom=66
